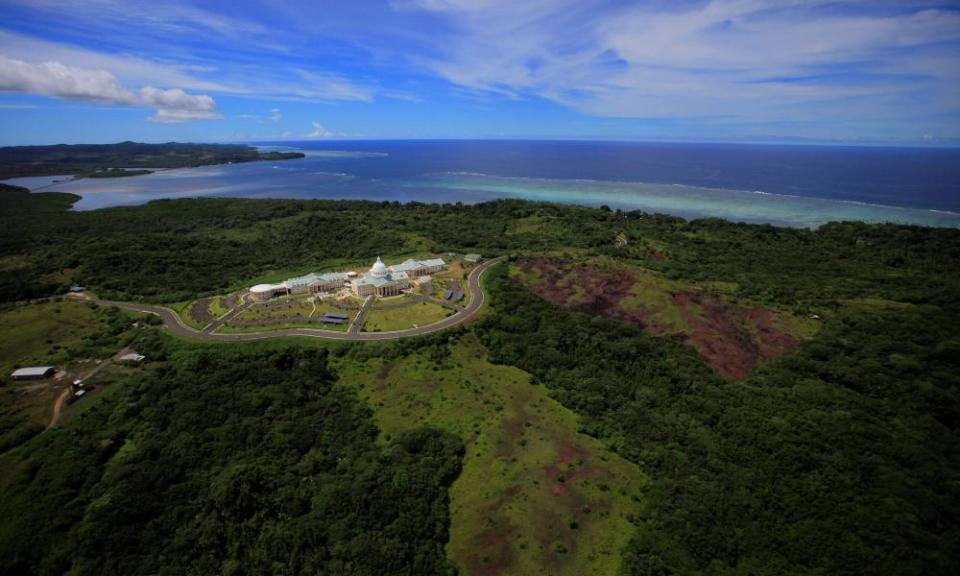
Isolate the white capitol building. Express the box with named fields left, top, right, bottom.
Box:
left=249, top=256, right=445, bottom=301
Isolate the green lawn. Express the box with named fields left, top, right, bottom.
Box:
left=336, top=335, right=647, bottom=576
left=362, top=301, right=452, bottom=332
left=208, top=296, right=231, bottom=318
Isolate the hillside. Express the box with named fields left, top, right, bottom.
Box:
left=0, top=188, right=957, bottom=575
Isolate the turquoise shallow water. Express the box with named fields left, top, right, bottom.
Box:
left=4, top=141, right=959, bottom=229
left=419, top=173, right=960, bottom=228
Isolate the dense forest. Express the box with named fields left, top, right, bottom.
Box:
left=0, top=142, right=304, bottom=179
left=476, top=263, right=959, bottom=575
left=2, top=184, right=958, bottom=308
left=1, top=185, right=958, bottom=574
left=0, top=344, right=462, bottom=576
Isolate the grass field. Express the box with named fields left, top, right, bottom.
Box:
left=336, top=335, right=647, bottom=576
left=0, top=301, right=102, bottom=376
left=208, top=296, right=231, bottom=318
left=0, top=301, right=136, bottom=453
left=617, top=269, right=692, bottom=333
left=170, top=300, right=208, bottom=330
left=362, top=301, right=452, bottom=332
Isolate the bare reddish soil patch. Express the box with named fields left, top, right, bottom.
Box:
left=518, top=258, right=797, bottom=380
left=670, top=292, right=796, bottom=379
left=519, top=258, right=653, bottom=328
left=189, top=297, right=214, bottom=324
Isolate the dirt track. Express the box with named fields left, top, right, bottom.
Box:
left=96, top=257, right=505, bottom=342
left=46, top=388, right=70, bottom=430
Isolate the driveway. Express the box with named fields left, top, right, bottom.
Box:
left=95, top=256, right=505, bottom=342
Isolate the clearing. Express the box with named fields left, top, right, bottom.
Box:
left=336, top=335, right=646, bottom=576
left=514, top=257, right=816, bottom=379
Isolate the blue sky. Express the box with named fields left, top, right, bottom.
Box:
left=0, top=0, right=958, bottom=145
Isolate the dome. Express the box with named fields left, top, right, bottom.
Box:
left=370, top=256, right=388, bottom=277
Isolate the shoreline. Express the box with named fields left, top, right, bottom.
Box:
left=3, top=155, right=958, bottom=230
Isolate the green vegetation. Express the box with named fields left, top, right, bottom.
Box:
left=220, top=296, right=355, bottom=332
left=337, top=335, right=646, bottom=575
left=2, top=186, right=956, bottom=309
left=0, top=300, right=146, bottom=452
left=0, top=187, right=958, bottom=575
left=363, top=301, right=452, bottom=332
left=511, top=256, right=817, bottom=379
left=0, top=141, right=304, bottom=179
left=476, top=262, right=960, bottom=575
left=0, top=345, right=461, bottom=576
left=170, top=299, right=208, bottom=329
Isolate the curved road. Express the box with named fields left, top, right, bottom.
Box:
left=96, top=256, right=505, bottom=342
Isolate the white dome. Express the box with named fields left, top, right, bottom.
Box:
left=370, top=256, right=387, bottom=277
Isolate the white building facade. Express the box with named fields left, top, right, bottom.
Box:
left=249, top=256, right=445, bottom=301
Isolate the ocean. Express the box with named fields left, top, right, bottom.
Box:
left=5, top=140, right=959, bottom=228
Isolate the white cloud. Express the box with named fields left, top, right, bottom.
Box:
left=0, top=29, right=232, bottom=94
left=0, top=55, right=220, bottom=122
left=0, top=29, right=378, bottom=105
left=307, top=121, right=334, bottom=137
left=403, top=0, right=960, bottom=122
left=2, top=0, right=271, bottom=42
left=139, top=86, right=219, bottom=122
left=0, top=56, right=133, bottom=104
left=291, top=70, right=374, bottom=102
left=269, top=108, right=282, bottom=121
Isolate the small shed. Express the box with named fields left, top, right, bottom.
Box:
left=464, top=254, right=482, bottom=263
left=11, top=366, right=55, bottom=380
left=118, top=353, right=146, bottom=364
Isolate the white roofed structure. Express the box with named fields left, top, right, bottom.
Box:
left=10, top=366, right=55, bottom=380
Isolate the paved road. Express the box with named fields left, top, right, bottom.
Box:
left=96, top=256, right=505, bottom=342
left=203, top=298, right=251, bottom=333
left=348, top=295, right=375, bottom=335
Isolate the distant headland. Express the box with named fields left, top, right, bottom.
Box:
left=0, top=141, right=304, bottom=180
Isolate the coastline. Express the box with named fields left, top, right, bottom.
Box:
left=2, top=142, right=958, bottom=229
